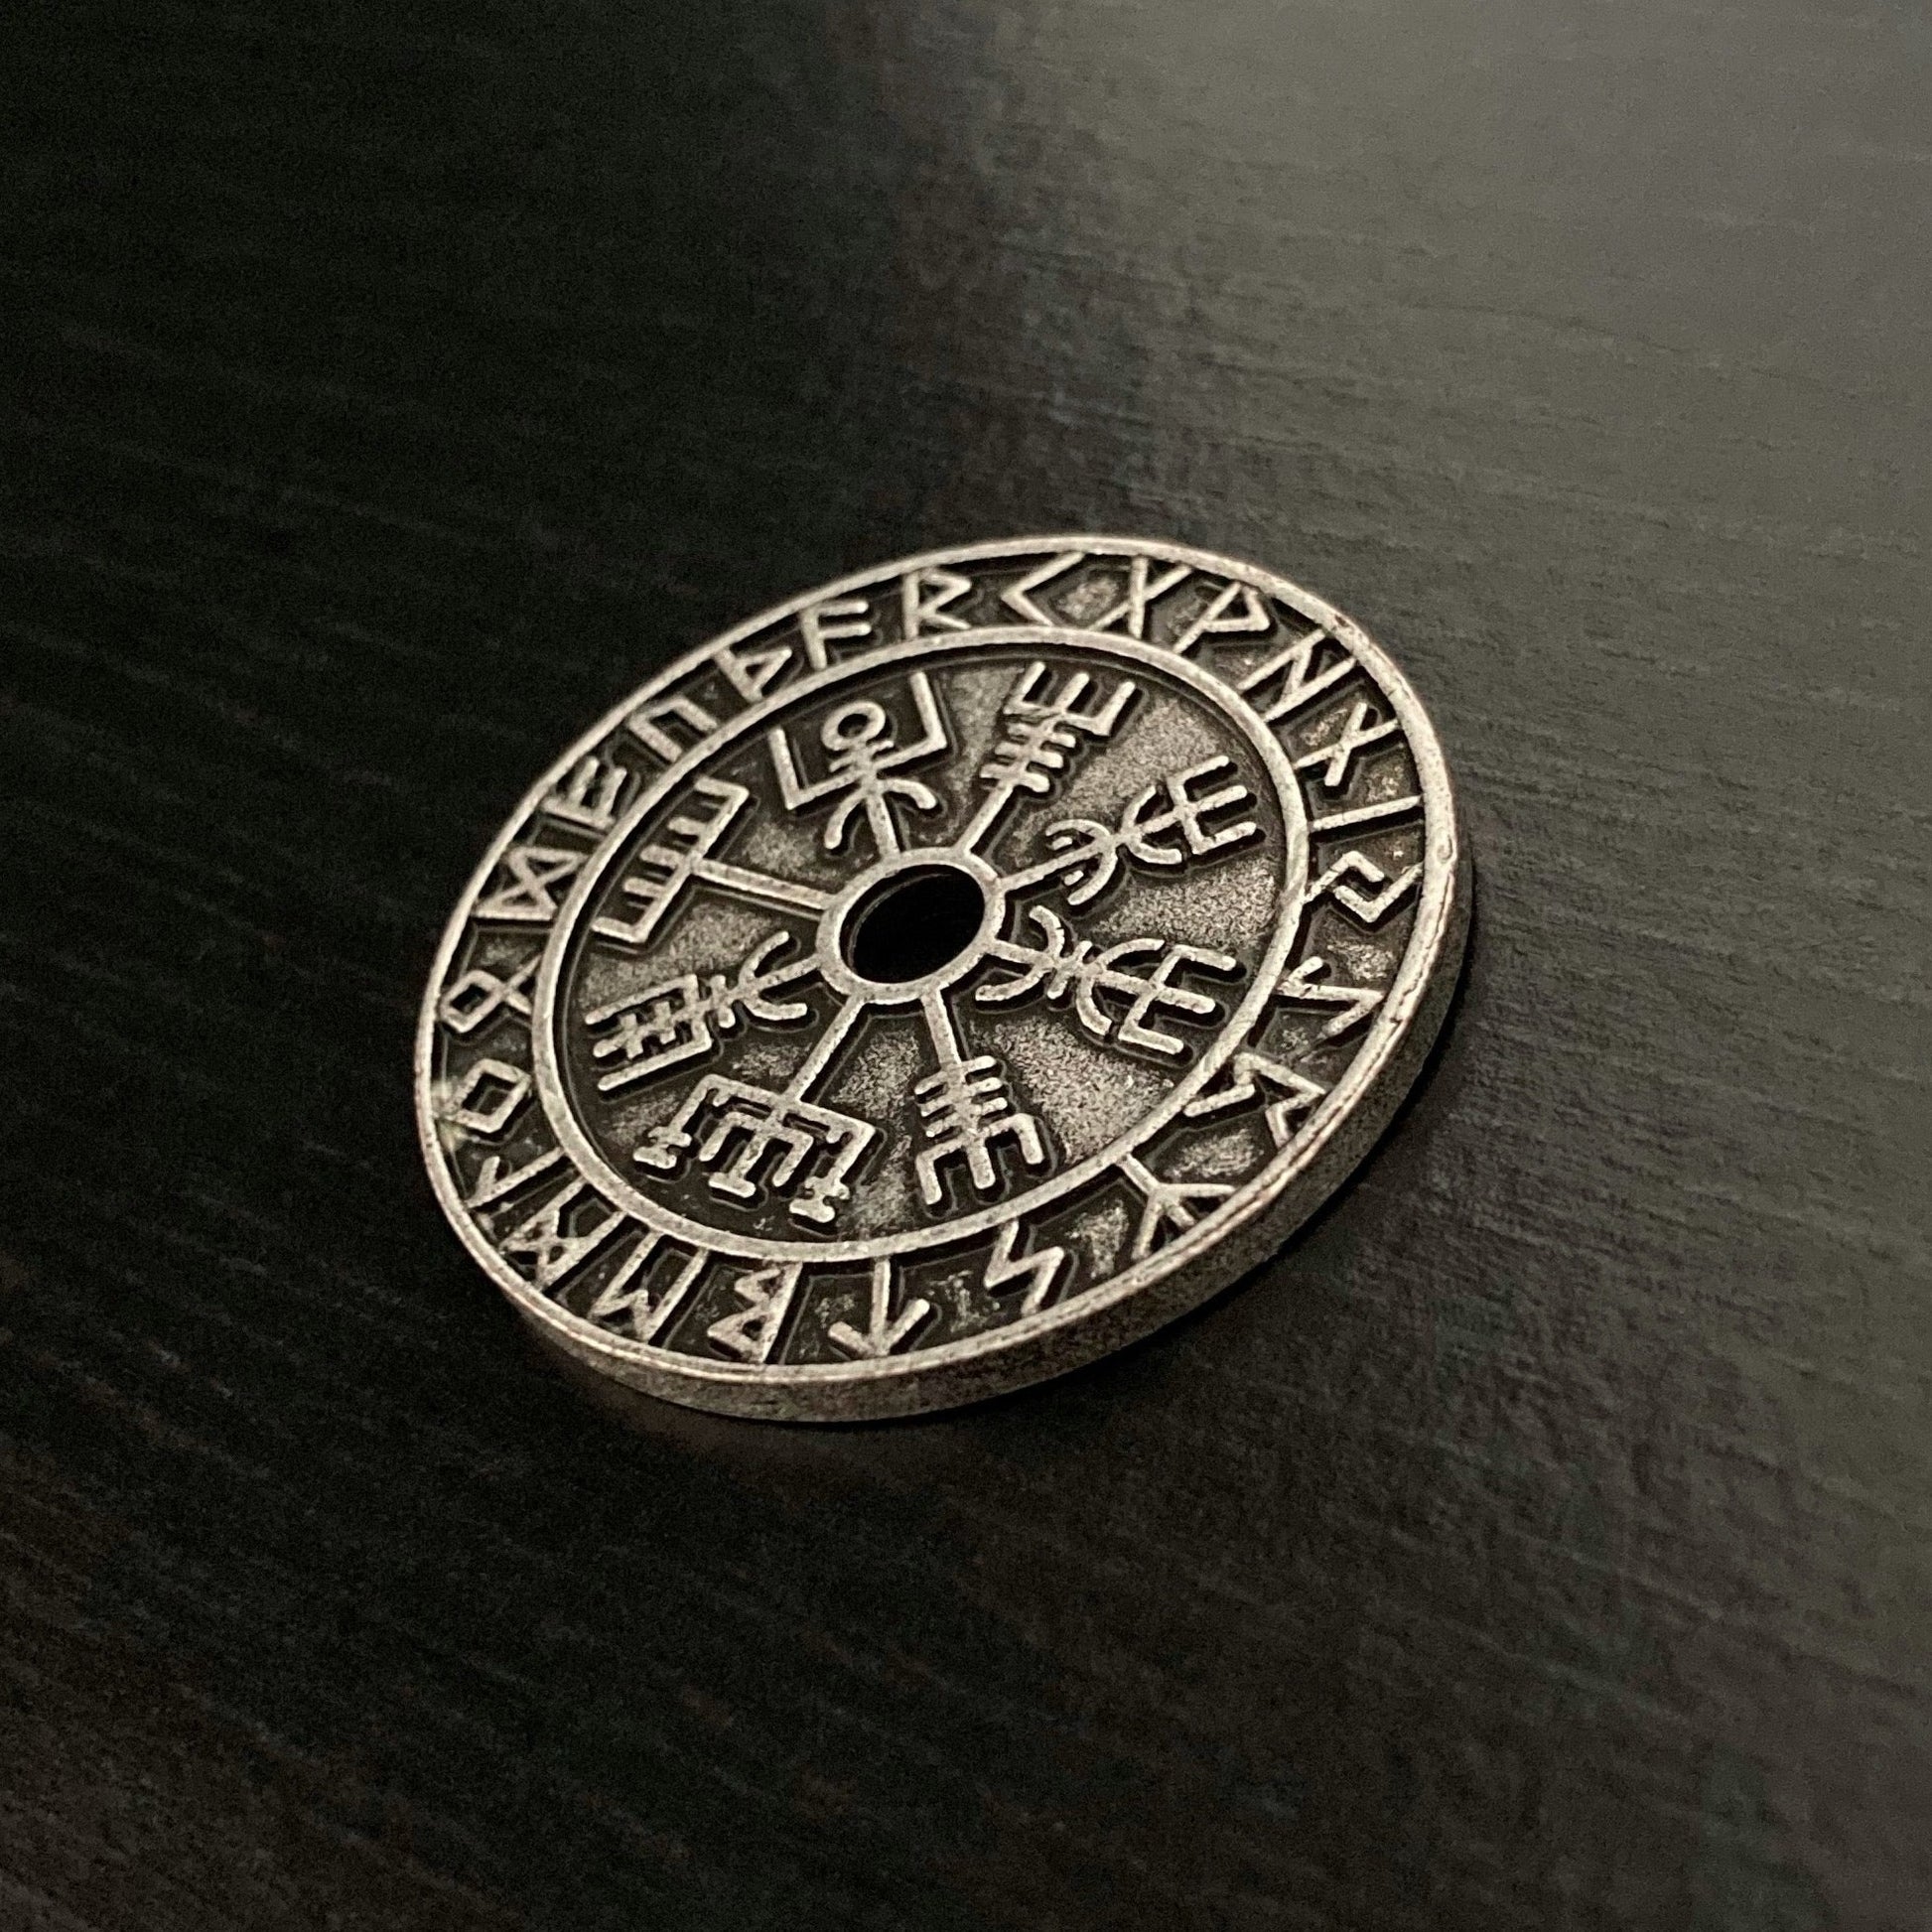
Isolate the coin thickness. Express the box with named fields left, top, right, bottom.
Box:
left=416, top=538, right=1467, bottom=1419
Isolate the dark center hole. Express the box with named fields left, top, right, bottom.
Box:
left=845, top=866, right=986, bottom=984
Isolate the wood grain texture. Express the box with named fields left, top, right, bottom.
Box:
left=3, top=1, right=1928, bottom=1926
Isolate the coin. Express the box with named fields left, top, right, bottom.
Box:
left=416, top=538, right=1467, bottom=1420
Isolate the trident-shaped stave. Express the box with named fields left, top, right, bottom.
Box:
left=959, top=661, right=1139, bottom=850
left=1001, top=754, right=1261, bottom=907
left=976, top=905, right=1238, bottom=1057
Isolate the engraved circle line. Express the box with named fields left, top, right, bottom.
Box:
left=526, top=627, right=1309, bottom=1265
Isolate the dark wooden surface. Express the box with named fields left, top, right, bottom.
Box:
left=4, top=2, right=1929, bottom=1927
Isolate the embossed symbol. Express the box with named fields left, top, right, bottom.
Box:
left=827, top=1260, right=934, bottom=1359
left=961, top=661, right=1138, bottom=849
left=767, top=674, right=948, bottom=857
left=585, top=932, right=816, bottom=1093
left=1010, top=755, right=1260, bottom=906
left=633, top=998, right=877, bottom=1225
left=977, top=906, right=1238, bottom=1056
left=912, top=989, right=1048, bottom=1205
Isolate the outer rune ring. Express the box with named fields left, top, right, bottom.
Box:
left=416, top=537, right=1467, bottom=1419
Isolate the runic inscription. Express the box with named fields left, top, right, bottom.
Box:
left=421, top=537, right=1459, bottom=1419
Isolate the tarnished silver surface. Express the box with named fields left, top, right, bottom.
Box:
left=416, top=538, right=1467, bottom=1419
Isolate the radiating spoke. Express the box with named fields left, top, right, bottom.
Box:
left=687, top=857, right=832, bottom=913
left=782, top=992, right=867, bottom=1102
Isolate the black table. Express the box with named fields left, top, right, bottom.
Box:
left=5, top=2, right=1928, bottom=1926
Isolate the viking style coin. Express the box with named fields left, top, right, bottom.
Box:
left=417, top=538, right=1467, bottom=1420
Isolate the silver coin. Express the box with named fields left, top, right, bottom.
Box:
left=416, top=538, right=1467, bottom=1420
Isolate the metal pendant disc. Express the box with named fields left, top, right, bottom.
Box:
left=416, top=538, right=1467, bottom=1420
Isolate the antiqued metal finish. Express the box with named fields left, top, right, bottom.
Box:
left=416, top=539, right=1467, bottom=1419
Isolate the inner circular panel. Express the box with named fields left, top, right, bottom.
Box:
left=845, top=866, right=985, bottom=984
left=535, top=630, right=1308, bottom=1263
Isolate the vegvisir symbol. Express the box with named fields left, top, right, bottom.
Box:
left=573, top=651, right=1256, bottom=1229
left=421, top=536, right=1462, bottom=1420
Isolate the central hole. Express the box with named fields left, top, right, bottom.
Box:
left=845, top=866, right=986, bottom=984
